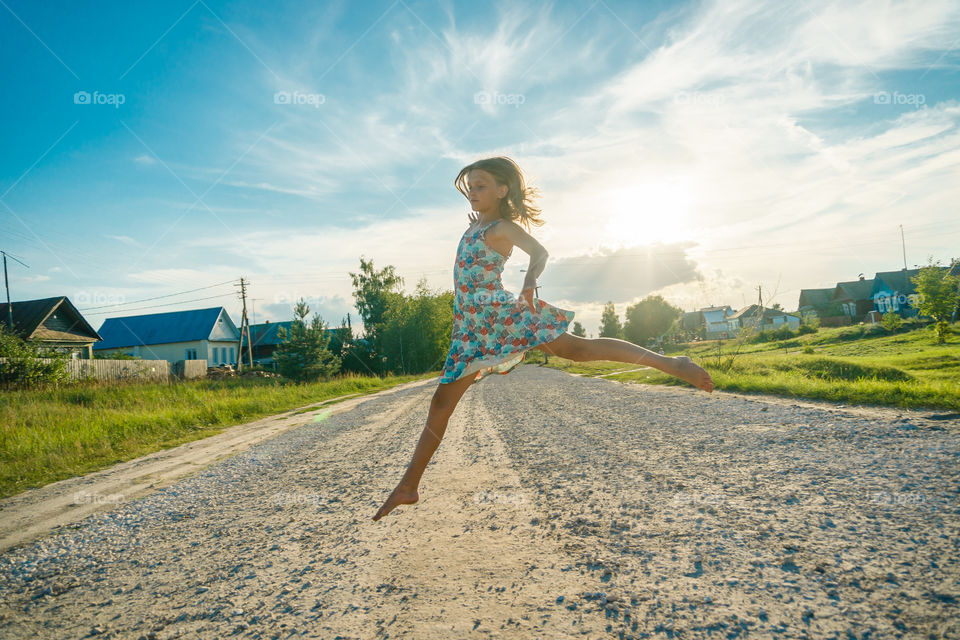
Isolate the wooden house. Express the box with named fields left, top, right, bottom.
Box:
left=0, top=296, right=101, bottom=358
left=827, top=276, right=876, bottom=325
left=797, top=288, right=833, bottom=319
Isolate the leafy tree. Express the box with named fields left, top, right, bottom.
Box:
left=274, top=299, right=341, bottom=382
left=623, top=295, right=682, bottom=346
left=599, top=302, right=624, bottom=339
left=881, top=310, right=903, bottom=333
left=910, top=257, right=960, bottom=344
left=349, top=257, right=404, bottom=374
left=378, top=278, right=454, bottom=375
left=0, top=323, right=69, bottom=388
left=571, top=320, right=586, bottom=337
left=799, top=311, right=820, bottom=329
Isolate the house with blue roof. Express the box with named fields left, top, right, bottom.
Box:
left=94, top=306, right=241, bottom=365
left=242, top=320, right=341, bottom=369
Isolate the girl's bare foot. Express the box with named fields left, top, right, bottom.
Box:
left=372, top=485, right=419, bottom=521
left=670, top=356, right=715, bottom=393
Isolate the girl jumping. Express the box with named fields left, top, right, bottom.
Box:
left=373, top=157, right=714, bottom=521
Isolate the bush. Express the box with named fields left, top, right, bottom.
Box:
left=881, top=311, right=903, bottom=333
left=802, top=345, right=815, bottom=354
left=751, top=324, right=797, bottom=343
left=0, top=324, right=69, bottom=389
left=797, top=324, right=817, bottom=335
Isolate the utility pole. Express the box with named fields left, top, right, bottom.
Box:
left=235, top=278, right=254, bottom=371
left=899, top=224, right=907, bottom=270
left=1, top=251, right=29, bottom=330
left=756, top=284, right=764, bottom=330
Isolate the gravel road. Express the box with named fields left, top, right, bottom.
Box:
left=1, top=365, right=957, bottom=639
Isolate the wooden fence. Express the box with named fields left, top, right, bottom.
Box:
left=0, top=358, right=207, bottom=383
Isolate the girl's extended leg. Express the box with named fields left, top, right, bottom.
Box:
left=535, top=333, right=715, bottom=393
left=372, top=372, right=476, bottom=521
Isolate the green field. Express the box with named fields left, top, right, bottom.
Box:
left=0, top=371, right=436, bottom=499
left=530, top=321, right=960, bottom=412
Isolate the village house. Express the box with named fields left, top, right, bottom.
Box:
left=871, top=268, right=925, bottom=319
left=0, top=296, right=101, bottom=358
left=241, top=320, right=343, bottom=370
left=242, top=320, right=294, bottom=369
left=727, top=304, right=801, bottom=334
left=829, top=276, right=876, bottom=325
left=797, top=287, right=833, bottom=320
left=681, top=306, right=734, bottom=339
left=94, top=306, right=241, bottom=364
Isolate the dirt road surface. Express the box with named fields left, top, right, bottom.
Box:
left=1, top=366, right=957, bottom=639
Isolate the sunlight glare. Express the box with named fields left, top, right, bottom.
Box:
left=602, top=181, right=693, bottom=246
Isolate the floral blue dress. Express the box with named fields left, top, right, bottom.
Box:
left=439, top=218, right=576, bottom=384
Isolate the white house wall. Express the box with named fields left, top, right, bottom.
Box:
left=97, top=340, right=215, bottom=363
left=209, top=309, right=241, bottom=341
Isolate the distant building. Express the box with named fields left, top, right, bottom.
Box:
left=870, top=268, right=924, bottom=319
left=727, top=305, right=801, bottom=333
left=700, top=305, right=734, bottom=339
left=242, top=320, right=341, bottom=369
left=829, top=276, right=876, bottom=325
left=680, top=306, right=734, bottom=339
left=243, top=320, right=294, bottom=368
left=0, top=296, right=101, bottom=358
left=797, top=288, right=833, bottom=319
left=94, top=306, right=240, bottom=364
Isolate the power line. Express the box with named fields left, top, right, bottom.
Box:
left=80, top=292, right=237, bottom=316
left=77, top=278, right=240, bottom=311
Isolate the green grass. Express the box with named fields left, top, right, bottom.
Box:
left=530, top=321, right=960, bottom=411
left=0, top=371, right=436, bottom=499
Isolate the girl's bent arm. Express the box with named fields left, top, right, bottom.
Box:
left=497, top=220, right=549, bottom=291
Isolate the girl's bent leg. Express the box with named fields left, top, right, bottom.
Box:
left=372, top=372, right=476, bottom=521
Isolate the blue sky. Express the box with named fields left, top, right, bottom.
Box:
left=2, top=0, right=959, bottom=336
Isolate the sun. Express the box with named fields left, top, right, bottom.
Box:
left=602, top=181, right=693, bottom=246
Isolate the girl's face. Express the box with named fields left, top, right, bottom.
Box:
left=465, top=169, right=507, bottom=216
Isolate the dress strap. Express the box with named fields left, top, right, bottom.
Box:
left=479, top=219, right=501, bottom=234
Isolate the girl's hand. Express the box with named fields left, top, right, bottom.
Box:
left=468, top=211, right=480, bottom=225
left=517, top=286, right=537, bottom=313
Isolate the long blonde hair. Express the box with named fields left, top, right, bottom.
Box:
left=454, top=156, right=544, bottom=231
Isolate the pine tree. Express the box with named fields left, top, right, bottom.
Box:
left=274, top=298, right=342, bottom=382
left=599, top=302, right=624, bottom=338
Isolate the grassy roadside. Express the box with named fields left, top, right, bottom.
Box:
left=0, top=371, right=437, bottom=499
left=529, top=321, right=960, bottom=412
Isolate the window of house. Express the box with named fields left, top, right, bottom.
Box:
left=214, top=347, right=220, bottom=364
left=185, top=348, right=197, bottom=360
left=229, top=347, right=235, bottom=363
